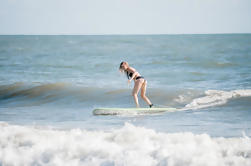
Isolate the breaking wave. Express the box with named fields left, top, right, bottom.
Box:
left=0, top=122, right=250, bottom=166
left=185, top=89, right=251, bottom=109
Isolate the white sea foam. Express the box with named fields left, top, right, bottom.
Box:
left=185, top=89, right=251, bottom=110
left=0, top=122, right=251, bottom=166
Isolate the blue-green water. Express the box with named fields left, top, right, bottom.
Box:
left=0, top=35, right=251, bottom=166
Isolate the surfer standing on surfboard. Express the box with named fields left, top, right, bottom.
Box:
left=119, top=61, right=153, bottom=108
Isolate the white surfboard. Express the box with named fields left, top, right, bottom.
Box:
left=93, top=107, right=177, bottom=115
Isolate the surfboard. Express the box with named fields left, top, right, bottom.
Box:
left=93, top=107, right=177, bottom=115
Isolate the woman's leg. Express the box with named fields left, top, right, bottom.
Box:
left=141, top=80, right=152, bottom=105
left=132, top=79, right=144, bottom=107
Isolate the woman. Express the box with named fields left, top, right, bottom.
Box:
left=119, top=61, right=153, bottom=108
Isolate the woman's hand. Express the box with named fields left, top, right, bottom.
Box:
left=128, top=79, right=132, bottom=84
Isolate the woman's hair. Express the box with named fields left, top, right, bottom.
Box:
left=119, top=61, right=130, bottom=79
left=119, top=61, right=128, bottom=70
left=119, top=62, right=124, bottom=70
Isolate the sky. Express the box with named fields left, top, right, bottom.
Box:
left=0, top=0, right=251, bottom=34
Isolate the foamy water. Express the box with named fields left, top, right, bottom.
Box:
left=1, top=122, right=251, bottom=166
left=185, top=89, right=251, bottom=109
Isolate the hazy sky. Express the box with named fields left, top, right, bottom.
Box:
left=0, top=0, right=251, bottom=34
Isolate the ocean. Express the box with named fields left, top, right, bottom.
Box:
left=0, top=34, right=251, bottom=166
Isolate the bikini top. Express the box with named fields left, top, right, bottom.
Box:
left=126, top=71, right=133, bottom=79
left=126, top=71, right=144, bottom=80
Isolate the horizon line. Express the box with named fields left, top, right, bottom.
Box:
left=0, top=32, right=251, bottom=36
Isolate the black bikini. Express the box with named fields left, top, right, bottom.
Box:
left=135, top=76, right=144, bottom=80
left=127, top=71, right=144, bottom=80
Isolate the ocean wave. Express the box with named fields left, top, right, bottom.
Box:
left=0, top=122, right=250, bottom=166
left=1, top=82, right=251, bottom=110
left=0, top=82, right=201, bottom=107
left=185, top=89, right=251, bottom=110
left=0, top=82, right=70, bottom=106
